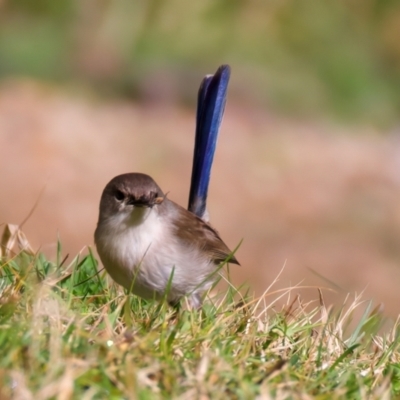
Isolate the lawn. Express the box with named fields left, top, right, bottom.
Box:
left=0, top=225, right=399, bottom=399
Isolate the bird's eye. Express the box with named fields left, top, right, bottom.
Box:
left=114, top=190, right=125, bottom=201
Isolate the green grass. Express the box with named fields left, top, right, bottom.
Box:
left=1, top=232, right=400, bottom=399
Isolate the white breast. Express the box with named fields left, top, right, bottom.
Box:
left=95, top=207, right=215, bottom=303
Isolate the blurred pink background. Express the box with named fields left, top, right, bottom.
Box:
left=1, top=0, right=400, bottom=318
left=1, top=79, right=400, bottom=316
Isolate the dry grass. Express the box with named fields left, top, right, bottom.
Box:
left=0, top=225, right=399, bottom=399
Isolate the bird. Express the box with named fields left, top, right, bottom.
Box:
left=94, top=65, right=238, bottom=308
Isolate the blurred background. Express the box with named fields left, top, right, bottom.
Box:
left=1, top=0, right=400, bottom=316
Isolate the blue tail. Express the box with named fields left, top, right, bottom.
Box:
left=188, top=65, right=231, bottom=219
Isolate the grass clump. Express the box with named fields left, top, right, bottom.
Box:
left=0, top=227, right=399, bottom=399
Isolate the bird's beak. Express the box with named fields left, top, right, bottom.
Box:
left=127, top=198, right=151, bottom=208
left=127, top=195, right=165, bottom=208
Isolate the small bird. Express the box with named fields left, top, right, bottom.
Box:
left=94, top=173, right=238, bottom=308
left=95, top=65, right=238, bottom=307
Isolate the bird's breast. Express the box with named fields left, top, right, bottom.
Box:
left=98, top=209, right=165, bottom=264
left=95, top=208, right=216, bottom=300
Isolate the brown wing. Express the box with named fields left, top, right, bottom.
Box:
left=169, top=200, right=240, bottom=265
